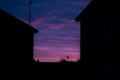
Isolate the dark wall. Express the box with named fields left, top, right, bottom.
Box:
left=80, top=15, right=119, bottom=62
left=75, top=0, right=120, bottom=79
left=0, top=10, right=38, bottom=77
left=80, top=15, right=119, bottom=80
left=0, top=13, right=34, bottom=67
left=2, top=27, right=34, bottom=64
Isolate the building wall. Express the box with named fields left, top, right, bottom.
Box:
left=1, top=29, right=34, bottom=77
left=1, top=20, right=34, bottom=66
left=80, top=15, right=119, bottom=80
left=80, top=15, right=119, bottom=62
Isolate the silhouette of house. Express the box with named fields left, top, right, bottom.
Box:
left=75, top=0, right=119, bottom=62
left=0, top=9, right=38, bottom=66
left=75, top=0, right=119, bottom=80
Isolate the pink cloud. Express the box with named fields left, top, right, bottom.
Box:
left=34, top=51, right=80, bottom=62
left=34, top=56, right=60, bottom=62
left=45, top=10, right=62, bottom=14
left=31, top=18, right=45, bottom=26
left=60, top=18, right=75, bottom=23
left=31, top=16, right=59, bottom=27
left=34, top=40, right=80, bottom=48
left=34, top=45, right=80, bottom=59
left=43, top=39, right=79, bottom=44
left=30, top=16, right=80, bottom=33
left=56, top=30, right=80, bottom=35
left=45, top=23, right=65, bottom=30
left=57, top=37, right=80, bottom=41
left=34, top=45, right=80, bottom=52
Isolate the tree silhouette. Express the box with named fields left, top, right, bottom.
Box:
left=36, top=60, right=40, bottom=63
left=66, top=56, right=69, bottom=60
left=60, top=58, right=67, bottom=63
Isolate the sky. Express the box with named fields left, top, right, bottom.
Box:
left=0, top=0, right=91, bottom=62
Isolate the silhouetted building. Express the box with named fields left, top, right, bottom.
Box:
left=0, top=9, right=38, bottom=66
left=75, top=0, right=119, bottom=80
left=75, top=0, right=119, bottom=62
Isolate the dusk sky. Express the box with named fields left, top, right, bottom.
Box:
left=0, top=0, right=91, bottom=62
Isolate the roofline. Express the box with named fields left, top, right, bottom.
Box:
left=19, top=21, right=39, bottom=33
left=75, top=14, right=81, bottom=22
left=75, top=0, right=93, bottom=22
left=0, top=9, right=39, bottom=33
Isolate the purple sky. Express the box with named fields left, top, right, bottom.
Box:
left=0, top=0, right=91, bottom=62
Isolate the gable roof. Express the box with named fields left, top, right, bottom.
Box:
left=0, top=9, right=38, bottom=33
left=75, top=0, right=119, bottom=21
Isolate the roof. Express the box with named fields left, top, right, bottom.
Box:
left=75, top=0, right=119, bottom=21
left=0, top=9, right=38, bottom=33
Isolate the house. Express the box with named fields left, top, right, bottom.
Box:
left=75, top=0, right=119, bottom=80
left=0, top=9, right=38, bottom=66
left=75, top=0, right=119, bottom=62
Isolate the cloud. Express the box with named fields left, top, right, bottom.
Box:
left=31, top=16, right=80, bottom=34
left=31, top=0, right=88, bottom=62
left=31, top=16, right=59, bottom=26
left=34, top=56, right=61, bottom=62
left=34, top=51, right=80, bottom=62
left=34, top=44, right=80, bottom=52
left=34, top=44, right=80, bottom=58
left=45, top=24, right=65, bottom=30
